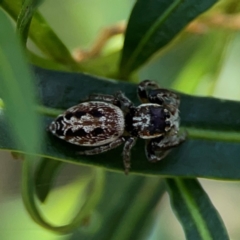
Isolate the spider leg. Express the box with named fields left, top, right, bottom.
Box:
left=115, top=91, right=133, bottom=110
left=138, top=80, right=160, bottom=103
left=145, top=141, right=171, bottom=162
left=149, top=90, right=180, bottom=109
left=78, top=137, right=125, bottom=155
left=85, top=92, right=133, bottom=111
left=122, top=137, right=137, bottom=175
left=86, top=93, right=118, bottom=104
left=145, top=131, right=187, bottom=162
left=145, top=137, right=168, bottom=162
left=156, top=131, right=187, bottom=148
left=138, top=80, right=180, bottom=109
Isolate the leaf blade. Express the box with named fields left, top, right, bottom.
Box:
left=0, top=10, right=40, bottom=154
left=1, top=66, right=240, bottom=179
left=165, top=178, right=229, bottom=240
left=34, top=158, right=63, bottom=202
left=22, top=156, right=105, bottom=234
left=16, top=0, right=41, bottom=45
left=1, top=0, right=77, bottom=68
left=70, top=174, right=164, bottom=240
left=120, top=0, right=218, bottom=77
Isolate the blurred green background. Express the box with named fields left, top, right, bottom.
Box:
left=1, top=0, right=240, bottom=239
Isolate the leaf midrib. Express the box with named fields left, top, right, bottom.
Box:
left=123, top=0, right=183, bottom=72
left=175, top=179, right=213, bottom=240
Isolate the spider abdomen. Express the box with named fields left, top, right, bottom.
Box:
left=48, top=101, right=125, bottom=146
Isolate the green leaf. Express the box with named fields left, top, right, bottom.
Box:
left=1, top=0, right=77, bottom=68
left=119, top=0, right=218, bottom=78
left=110, top=178, right=165, bottom=240
left=2, top=66, right=240, bottom=179
left=70, top=174, right=165, bottom=240
left=16, top=0, right=41, bottom=45
left=22, top=157, right=105, bottom=234
left=0, top=10, right=40, bottom=154
left=34, top=158, right=63, bottom=202
left=165, top=178, right=229, bottom=240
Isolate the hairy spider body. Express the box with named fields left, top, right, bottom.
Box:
left=49, top=102, right=125, bottom=146
left=48, top=80, right=186, bottom=174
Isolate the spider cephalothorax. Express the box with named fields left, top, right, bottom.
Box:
left=48, top=80, right=186, bottom=174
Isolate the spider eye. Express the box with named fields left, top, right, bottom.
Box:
left=165, top=120, right=171, bottom=131
left=164, top=109, right=170, bottom=119
left=156, top=94, right=164, bottom=105
left=148, top=93, right=164, bottom=105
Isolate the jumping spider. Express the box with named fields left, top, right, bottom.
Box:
left=48, top=80, right=186, bottom=174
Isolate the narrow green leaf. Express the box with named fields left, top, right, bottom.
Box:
left=165, top=178, right=229, bottom=240
left=34, top=158, right=63, bottom=202
left=1, top=0, right=77, bottom=68
left=70, top=174, right=164, bottom=240
left=1, top=66, right=240, bottom=179
left=16, top=0, right=41, bottom=45
left=0, top=10, right=40, bottom=154
left=22, top=156, right=105, bottom=234
left=111, top=178, right=165, bottom=240
left=119, top=0, right=218, bottom=78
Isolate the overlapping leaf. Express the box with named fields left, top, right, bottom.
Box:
left=0, top=1, right=235, bottom=237
left=16, top=0, right=44, bottom=45
left=70, top=174, right=165, bottom=240
left=0, top=10, right=40, bottom=154
left=120, top=0, right=218, bottom=77
left=34, top=158, right=63, bottom=202
left=0, top=0, right=76, bottom=67
left=166, top=178, right=229, bottom=240
left=1, top=66, right=240, bottom=179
